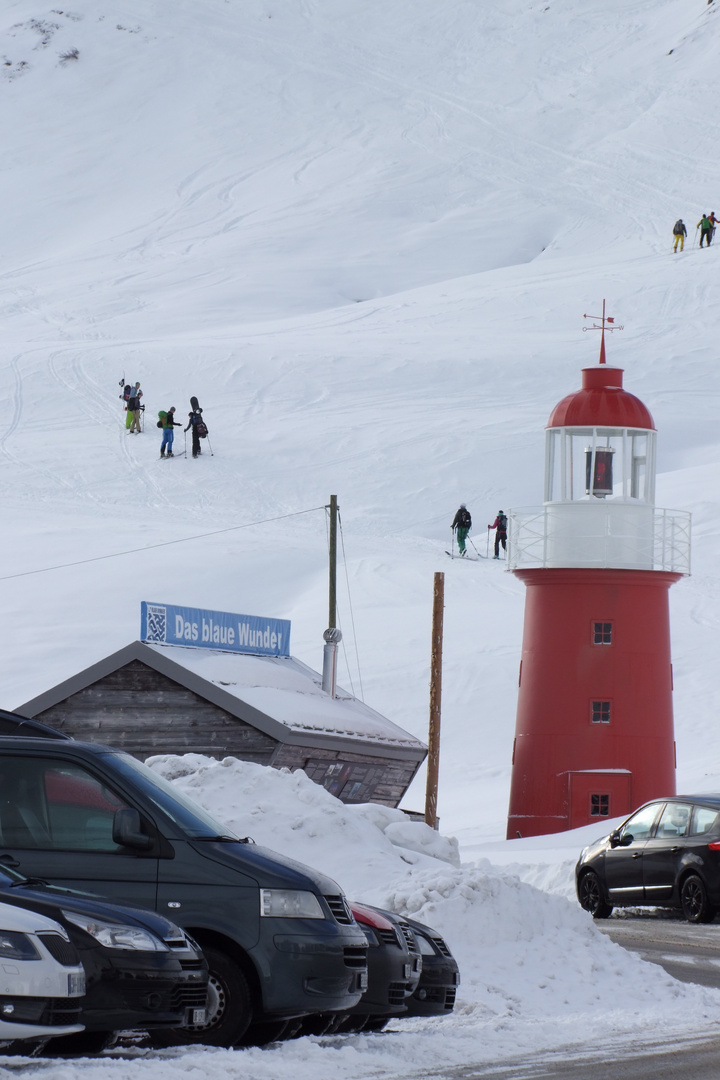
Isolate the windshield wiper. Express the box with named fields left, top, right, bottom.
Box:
left=196, top=834, right=253, bottom=844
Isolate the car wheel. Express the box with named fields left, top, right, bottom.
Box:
left=149, top=946, right=253, bottom=1048
left=681, top=874, right=716, bottom=924
left=578, top=871, right=613, bottom=919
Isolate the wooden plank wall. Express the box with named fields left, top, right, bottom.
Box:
left=35, top=661, right=423, bottom=809
left=35, top=660, right=278, bottom=761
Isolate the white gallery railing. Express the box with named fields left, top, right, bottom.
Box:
left=507, top=505, right=691, bottom=574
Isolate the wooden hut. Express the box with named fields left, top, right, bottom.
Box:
left=17, top=641, right=427, bottom=808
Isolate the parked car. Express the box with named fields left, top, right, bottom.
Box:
left=403, top=915, right=459, bottom=1018
left=0, top=863, right=208, bottom=1055
left=576, top=795, right=720, bottom=923
left=0, top=900, right=85, bottom=1047
left=338, top=902, right=422, bottom=1032
left=0, top=729, right=368, bottom=1047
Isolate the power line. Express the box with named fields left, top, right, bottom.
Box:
left=0, top=505, right=326, bottom=582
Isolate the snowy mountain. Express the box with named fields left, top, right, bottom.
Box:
left=3, top=1, right=720, bottom=1070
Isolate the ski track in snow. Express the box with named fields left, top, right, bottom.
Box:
left=2, top=0, right=720, bottom=1072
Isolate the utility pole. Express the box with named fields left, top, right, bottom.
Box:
left=322, top=495, right=342, bottom=697
left=425, top=571, right=444, bottom=829
left=328, top=493, right=338, bottom=629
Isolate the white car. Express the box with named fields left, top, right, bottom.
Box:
left=0, top=901, right=85, bottom=1044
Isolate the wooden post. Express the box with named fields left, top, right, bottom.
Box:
left=425, top=571, right=444, bottom=829
left=329, top=495, right=338, bottom=629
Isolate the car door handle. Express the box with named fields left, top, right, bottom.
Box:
left=0, top=854, right=20, bottom=869
left=671, top=846, right=681, bottom=852
left=632, top=852, right=642, bottom=859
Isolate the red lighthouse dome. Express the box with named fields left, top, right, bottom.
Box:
left=547, top=367, right=655, bottom=430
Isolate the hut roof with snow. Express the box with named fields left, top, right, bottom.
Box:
left=17, top=641, right=427, bottom=808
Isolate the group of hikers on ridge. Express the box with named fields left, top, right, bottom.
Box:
left=450, top=504, right=508, bottom=559
left=120, top=381, right=209, bottom=458
left=673, top=213, right=718, bottom=252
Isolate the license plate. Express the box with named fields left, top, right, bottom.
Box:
left=190, top=1008, right=206, bottom=1025
left=403, top=963, right=412, bottom=979
left=359, top=972, right=368, bottom=991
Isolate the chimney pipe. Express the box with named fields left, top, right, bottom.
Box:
left=322, top=626, right=342, bottom=697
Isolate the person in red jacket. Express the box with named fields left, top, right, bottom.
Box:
left=488, top=511, right=508, bottom=559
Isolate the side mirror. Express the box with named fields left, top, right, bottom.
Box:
left=113, top=807, right=153, bottom=851
left=618, top=832, right=634, bottom=847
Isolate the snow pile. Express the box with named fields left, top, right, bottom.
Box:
left=147, top=754, right=461, bottom=894
left=140, top=753, right=720, bottom=1073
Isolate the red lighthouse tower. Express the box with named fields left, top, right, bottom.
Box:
left=506, top=307, right=691, bottom=838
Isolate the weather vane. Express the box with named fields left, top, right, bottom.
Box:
left=582, top=299, right=623, bottom=365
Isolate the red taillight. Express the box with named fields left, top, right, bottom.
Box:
left=707, top=842, right=720, bottom=851
left=350, top=902, right=395, bottom=931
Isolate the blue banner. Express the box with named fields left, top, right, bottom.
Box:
left=141, top=602, right=290, bottom=657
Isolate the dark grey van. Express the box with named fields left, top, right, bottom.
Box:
left=0, top=735, right=368, bottom=1047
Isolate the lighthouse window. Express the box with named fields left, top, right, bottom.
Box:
left=593, top=622, right=612, bottom=645
left=591, top=701, right=611, bottom=724
left=590, top=794, right=610, bottom=817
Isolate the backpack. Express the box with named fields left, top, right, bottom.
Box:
left=498, top=513, right=508, bottom=532
left=458, top=508, right=471, bottom=528
left=673, top=220, right=683, bottom=236
left=196, top=420, right=208, bottom=438
left=157, top=411, right=167, bottom=429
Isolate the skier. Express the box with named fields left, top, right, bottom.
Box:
left=488, top=510, right=508, bottom=559
left=185, top=397, right=206, bottom=458
left=697, top=214, right=713, bottom=247
left=159, top=407, right=181, bottom=458
left=127, top=382, right=143, bottom=433
left=709, top=211, right=719, bottom=241
left=451, top=504, right=472, bottom=556
left=672, top=219, right=687, bottom=253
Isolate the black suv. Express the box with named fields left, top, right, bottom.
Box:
left=576, top=795, right=720, bottom=923
left=0, top=729, right=367, bottom=1047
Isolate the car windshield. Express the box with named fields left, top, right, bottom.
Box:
left=107, top=753, right=239, bottom=840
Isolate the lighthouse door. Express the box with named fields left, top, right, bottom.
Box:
left=568, top=770, right=632, bottom=830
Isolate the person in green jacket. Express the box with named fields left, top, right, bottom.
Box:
left=698, top=214, right=713, bottom=247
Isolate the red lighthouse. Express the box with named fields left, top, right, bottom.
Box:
left=506, top=308, right=691, bottom=838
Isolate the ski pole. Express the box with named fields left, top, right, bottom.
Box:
left=486, top=526, right=490, bottom=558
left=184, top=429, right=187, bottom=458
left=205, top=434, right=213, bottom=456
left=469, top=537, right=481, bottom=557
left=695, top=226, right=700, bottom=247
left=449, top=530, right=455, bottom=559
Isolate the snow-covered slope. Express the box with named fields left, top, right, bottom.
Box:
left=3, top=0, right=720, bottom=839
left=3, top=0, right=720, bottom=1072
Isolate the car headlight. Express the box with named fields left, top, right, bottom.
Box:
left=260, top=889, right=324, bottom=919
left=62, top=911, right=169, bottom=951
left=359, top=924, right=380, bottom=947
left=415, top=935, right=437, bottom=957
left=0, top=931, right=40, bottom=961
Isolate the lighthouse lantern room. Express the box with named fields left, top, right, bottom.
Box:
left=506, top=305, right=690, bottom=839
